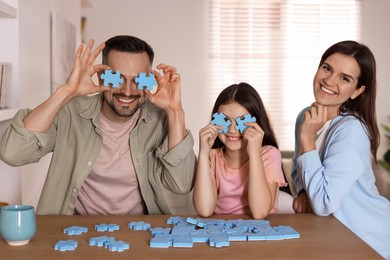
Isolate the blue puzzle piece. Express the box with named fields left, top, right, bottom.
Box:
left=273, top=225, right=300, bottom=239
left=104, top=240, right=130, bottom=252
left=172, top=234, right=193, bottom=248
left=186, top=217, right=207, bottom=228
left=94, top=223, right=120, bottom=232
left=54, top=239, right=78, bottom=251
left=150, top=227, right=172, bottom=235
left=135, top=72, right=157, bottom=91
left=100, top=69, right=124, bottom=88
left=189, top=230, right=210, bottom=243
left=209, top=233, right=230, bottom=248
left=211, top=112, right=232, bottom=133
left=63, top=225, right=88, bottom=235
left=150, top=234, right=174, bottom=248
left=89, top=236, right=115, bottom=247
left=235, top=113, right=256, bottom=133
left=228, top=231, right=248, bottom=241
left=128, top=221, right=151, bottom=231
left=167, top=216, right=184, bottom=225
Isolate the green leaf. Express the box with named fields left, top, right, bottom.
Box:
left=379, top=160, right=390, bottom=173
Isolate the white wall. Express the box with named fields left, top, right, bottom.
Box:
left=362, top=0, right=390, bottom=159
left=0, top=0, right=20, bottom=205
left=0, top=0, right=81, bottom=206
left=82, top=0, right=209, bottom=154
left=0, top=0, right=388, bottom=210
left=18, top=0, right=81, bottom=207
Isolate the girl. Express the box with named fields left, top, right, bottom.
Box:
left=291, top=40, right=390, bottom=258
left=193, top=83, right=287, bottom=219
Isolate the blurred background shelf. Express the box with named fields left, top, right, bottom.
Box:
left=0, top=0, right=17, bottom=18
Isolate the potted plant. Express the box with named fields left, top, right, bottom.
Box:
left=374, top=115, right=390, bottom=200
left=379, top=115, right=390, bottom=172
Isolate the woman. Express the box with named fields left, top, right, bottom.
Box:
left=291, top=40, right=390, bottom=258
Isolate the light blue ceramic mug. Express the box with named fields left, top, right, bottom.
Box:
left=0, top=204, right=36, bottom=246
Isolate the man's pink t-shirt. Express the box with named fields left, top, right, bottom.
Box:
left=210, top=146, right=287, bottom=215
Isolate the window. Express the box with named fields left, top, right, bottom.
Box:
left=209, top=0, right=361, bottom=151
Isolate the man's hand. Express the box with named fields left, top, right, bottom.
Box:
left=63, top=39, right=110, bottom=98
left=146, top=64, right=183, bottom=113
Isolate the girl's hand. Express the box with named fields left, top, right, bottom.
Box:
left=63, top=39, right=110, bottom=98
left=243, top=122, right=264, bottom=157
left=199, top=124, right=220, bottom=156
left=146, top=64, right=183, bottom=114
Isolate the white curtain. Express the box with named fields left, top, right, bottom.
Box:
left=208, top=0, right=361, bottom=151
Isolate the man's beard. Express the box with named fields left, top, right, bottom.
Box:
left=106, top=93, right=142, bottom=117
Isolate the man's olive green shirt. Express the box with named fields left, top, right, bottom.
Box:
left=0, top=94, right=196, bottom=215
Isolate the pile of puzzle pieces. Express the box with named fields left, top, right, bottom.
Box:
left=54, top=216, right=300, bottom=252
left=149, top=216, right=300, bottom=248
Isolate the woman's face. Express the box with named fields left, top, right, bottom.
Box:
left=313, top=53, right=365, bottom=114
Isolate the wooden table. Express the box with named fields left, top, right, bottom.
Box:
left=0, top=214, right=381, bottom=259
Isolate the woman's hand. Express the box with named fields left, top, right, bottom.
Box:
left=293, top=191, right=313, bottom=213
left=300, top=102, right=329, bottom=153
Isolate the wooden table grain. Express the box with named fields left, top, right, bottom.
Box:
left=0, top=214, right=381, bottom=259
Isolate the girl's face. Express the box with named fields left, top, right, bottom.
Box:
left=313, top=53, right=365, bottom=115
left=217, top=101, right=249, bottom=152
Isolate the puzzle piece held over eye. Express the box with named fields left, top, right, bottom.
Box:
left=100, top=69, right=124, bottom=88
left=235, top=113, right=256, bottom=133
left=135, top=72, right=157, bottom=91
left=211, top=112, right=232, bottom=133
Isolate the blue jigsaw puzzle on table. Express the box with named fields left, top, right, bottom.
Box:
left=209, top=233, right=230, bottom=248
left=89, top=236, right=115, bottom=247
left=63, top=226, right=88, bottom=235
left=150, top=227, right=172, bottom=235
left=211, top=112, right=232, bottom=133
left=235, top=113, right=256, bottom=133
left=100, top=69, right=124, bottom=88
left=94, top=223, right=119, bottom=232
left=54, top=239, right=78, bottom=251
left=128, top=221, right=151, bottom=231
left=149, top=216, right=300, bottom=248
left=186, top=217, right=207, bottom=228
left=135, top=72, right=157, bottom=91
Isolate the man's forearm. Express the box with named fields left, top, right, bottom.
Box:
left=23, top=86, right=73, bottom=132
left=166, top=109, right=186, bottom=150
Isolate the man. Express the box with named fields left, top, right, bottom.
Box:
left=0, top=35, right=196, bottom=215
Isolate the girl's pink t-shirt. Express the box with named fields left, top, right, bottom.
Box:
left=210, top=146, right=287, bottom=215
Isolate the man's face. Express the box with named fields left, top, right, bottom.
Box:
left=100, top=50, right=151, bottom=123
